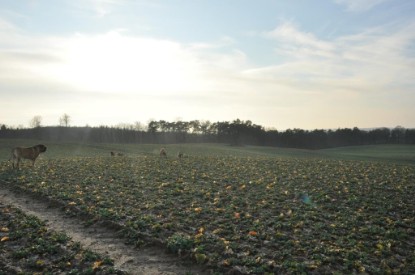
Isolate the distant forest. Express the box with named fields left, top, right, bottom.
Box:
left=1, top=119, right=414, bottom=149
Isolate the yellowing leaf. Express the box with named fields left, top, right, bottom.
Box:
left=222, top=259, right=230, bottom=266
left=36, top=260, right=45, bottom=266
left=0, top=227, right=9, bottom=232
left=1, top=236, right=9, bottom=242
left=92, top=260, right=103, bottom=270
left=220, top=238, right=230, bottom=245
left=195, top=253, right=207, bottom=263
left=212, top=228, right=221, bottom=234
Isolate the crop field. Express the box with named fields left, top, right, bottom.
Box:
left=1, top=140, right=415, bottom=274
left=0, top=202, right=124, bottom=274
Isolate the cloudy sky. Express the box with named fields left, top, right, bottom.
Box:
left=0, top=0, right=414, bottom=130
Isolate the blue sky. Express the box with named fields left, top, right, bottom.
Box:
left=0, top=0, right=414, bottom=130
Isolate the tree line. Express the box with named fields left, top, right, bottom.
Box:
left=1, top=119, right=414, bottom=149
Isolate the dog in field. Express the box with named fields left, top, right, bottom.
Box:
left=177, top=152, right=183, bottom=158
left=160, top=147, right=167, bottom=157
left=10, top=144, right=47, bottom=169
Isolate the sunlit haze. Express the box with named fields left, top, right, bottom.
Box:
left=1, top=0, right=414, bottom=130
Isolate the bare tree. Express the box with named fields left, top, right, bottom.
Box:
left=29, top=115, right=42, bottom=128
left=134, top=121, right=145, bottom=131
left=59, top=113, right=71, bottom=127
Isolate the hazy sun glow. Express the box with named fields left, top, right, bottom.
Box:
left=47, top=31, right=208, bottom=95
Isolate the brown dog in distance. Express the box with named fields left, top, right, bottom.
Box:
left=10, top=144, right=47, bottom=169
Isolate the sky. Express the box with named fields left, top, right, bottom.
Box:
left=0, top=0, right=414, bottom=130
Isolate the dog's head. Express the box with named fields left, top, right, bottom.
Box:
left=36, top=144, right=47, bottom=153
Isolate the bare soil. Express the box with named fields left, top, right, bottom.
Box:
left=0, top=181, right=210, bottom=275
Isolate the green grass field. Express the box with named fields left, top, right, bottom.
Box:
left=1, top=139, right=414, bottom=273
left=2, top=139, right=415, bottom=164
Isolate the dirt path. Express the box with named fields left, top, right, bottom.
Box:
left=0, top=181, right=210, bottom=275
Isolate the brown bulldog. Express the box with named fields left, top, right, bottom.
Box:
left=10, top=144, right=47, bottom=169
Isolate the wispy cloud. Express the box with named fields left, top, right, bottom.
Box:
left=0, top=18, right=19, bottom=31
left=264, top=22, right=334, bottom=58
left=257, top=21, right=415, bottom=93
left=334, top=0, right=392, bottom=12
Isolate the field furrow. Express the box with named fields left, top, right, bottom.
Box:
left=0, top=181, right=209, bottom=274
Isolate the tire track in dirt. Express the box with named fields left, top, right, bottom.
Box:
left=0, top=181, right=210, bottom=275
